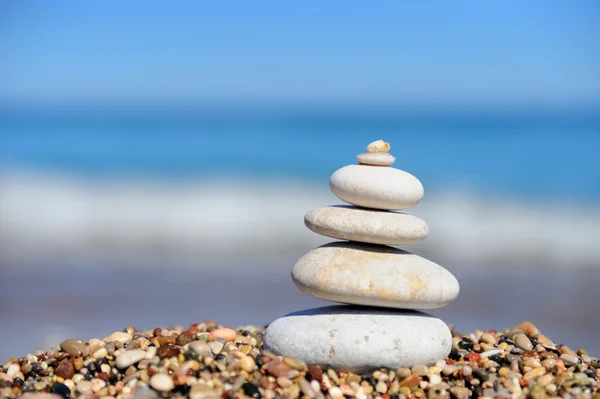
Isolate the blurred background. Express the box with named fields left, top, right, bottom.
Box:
left=1, top=1, right=599, bottom=360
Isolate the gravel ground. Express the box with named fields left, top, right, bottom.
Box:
left=1, top=320, right=599, bottom=399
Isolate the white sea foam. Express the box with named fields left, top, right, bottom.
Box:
left=1, top=169, right=599, bottom=269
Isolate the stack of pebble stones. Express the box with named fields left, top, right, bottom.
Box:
left=264, top=140, right=460, bottom=372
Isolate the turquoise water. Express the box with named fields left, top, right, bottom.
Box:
left=2, top=107, right=600, bottom=200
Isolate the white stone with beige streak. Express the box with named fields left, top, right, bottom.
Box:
left=292, top=241, right=459, bottom=309
left=329, top=164, right=424, bottom=210
left=304, top=205, right=428, bottom=245
left=356, top=152, right=396, bottom=166
left=264, top=305, right=452, bottom=372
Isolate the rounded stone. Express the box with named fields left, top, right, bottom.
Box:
left=329, top=165, right=424, bottom=210
left=292, top=242, right=459, bottom=309
left=304, top=206, right=428, bottom=245
left=60, top=339, right=88, bottom=357
left=264, top=305, right=452, bottom=372
left=149, top=373, right=174, bottom=392
left=115, top=349, right=146, bottom=369
left=356, top=152, right=396, bottom=166
left=366, top=140, right=391, bottom=153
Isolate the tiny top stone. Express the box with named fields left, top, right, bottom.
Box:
left=366, top=140, right=391, bottom=153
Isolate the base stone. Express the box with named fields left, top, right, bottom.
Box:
left=264, top=305, right=452, bottom=372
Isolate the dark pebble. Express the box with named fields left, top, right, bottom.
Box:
left=13, top=378, right=23, bottom=387
left=449, top=349, right=461, bottom=361
left=176, top=332, right=194, bottom=347
left=183, top=350, right=199, bottom=361
left=363, top=375, right=377, bottom=386
left=156, top=344, right=181, bottom=360
left=173, top=384, right=190, bottom=396
left=215, top=354, right=226, bottom=361
left=307, top=365, right=323, bottom=382
left=55, top=358, right=75, bottom=379
left=242, top=382, right=262, bottom=399
left=458, top=339, right=474, bottom=351
left=52, top=382, right=71, bottom=399
left=254, top=354, right=263, bottom=367
left=31, top=363, right=43, bottom=374
left=490, top=354, right=509, bottom=366
left=473, top=369, right=490, bottom=381
left=471, top=385, right=483, bottom=397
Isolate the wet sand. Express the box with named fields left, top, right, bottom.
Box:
left=1, top=256, right=598, bottom=360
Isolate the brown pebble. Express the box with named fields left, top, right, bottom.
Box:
left=176, top=331, right=194, bottom=346
left=307, top=365, right=323, bottom=381
left=54, top=358, right=75, bottom=379
left=399, top=375, right=421, bottom=388
left=208, top=328, right=236, bottom=342
left=156, top=344, right=181, bottom=359
left=513, top=321, right=540, bottom=337
left=266, top=360, right=292, bottom=378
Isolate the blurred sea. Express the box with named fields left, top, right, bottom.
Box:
left=1, top=106, right=599, bottom=359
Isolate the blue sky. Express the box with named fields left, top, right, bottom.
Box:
left=1, top=1, right=599, bottom=105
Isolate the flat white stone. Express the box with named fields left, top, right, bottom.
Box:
left=292, top=242, right=459, bottom=309
left=329, top=165, right=423, bottom=210
left=304, top=206, right=428, bottom=245
left=264, top=305, right=452, bottom=372
left=356, top=152, right=396, bottom=166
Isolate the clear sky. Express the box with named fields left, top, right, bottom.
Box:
left=1, top=1, right=599, bottom=106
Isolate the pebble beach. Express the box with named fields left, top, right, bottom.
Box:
left=1, top=321, right=598, bottom=399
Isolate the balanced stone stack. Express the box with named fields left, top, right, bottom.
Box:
left=264, top=140, right=460, bottom=372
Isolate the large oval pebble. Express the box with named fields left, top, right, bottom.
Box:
left=292, top=242, right=459, bottom=309
left=329, top=165, right=424, bottom=210
left=264, top=305, right=452, bottom=372
left=304, top=206, right=428, bottom=245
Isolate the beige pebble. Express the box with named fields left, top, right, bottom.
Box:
left=239, top=356, right=256, bottom=372
left=299, top=378, right=315, bottom=398
left=366, top=139, right=391, bottom=153
left=150, top=373, right=174, bottom=392
left=541, top=358, right=556, bottom=369
left=6, top=364, right=19, bottom=378
left=429, top=374, right=442, bottom=385
left=115, top=349, right=146, bottom=369
left=92, top=348, right=108, bottom=359
left=107, top=331, right=132, bottom=344
left=523, top=367, right=546, bottom=381
left=88, top=338, right=103, bottom=353
left=90, top=378, right=106, bottom=392
left=376, top=381, right=388, bottom=393
left=479, top=333, right=496, bottom=345
left=76, top=381, right=92, bottom=395
left=277, top=377, right=293, bottom=388
left=328, top=386, right=344, bottom=399
left=60, top=339, right=89, bottom=357
left=537, top=374, right=554, bottom=387
left=412, top=364, right=428, bottom=376
left=514, top=333, right=533, bottom=351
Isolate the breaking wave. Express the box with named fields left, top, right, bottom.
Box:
left=1, top=169, right=599, bottom=269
